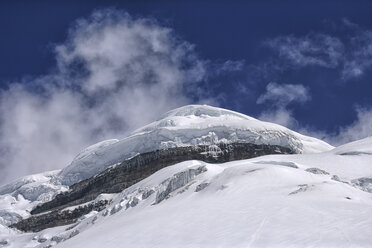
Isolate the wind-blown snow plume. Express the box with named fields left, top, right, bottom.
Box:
left=0, top=9, right=208, bottom=184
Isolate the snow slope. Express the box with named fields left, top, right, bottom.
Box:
left=331, top=136, right=372, bottom=155
left=58, top=105, right=333, bottom=185
left=1, top=136, right=371, bottom=248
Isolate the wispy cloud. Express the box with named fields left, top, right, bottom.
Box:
left=256, top=82, right=310, bottom=106
left=0, top=9, right=211, bottom=184
left=296, top=105, right=372, bottom=146
left=256, top=84, right=372, bottom=145
left=256, top=82, right=310, bottom=128
left=258, top=108, right=299, bottom=129
left=254, top=19, right=372, bottom=139
left=218, top=60, right=245, bottom=73
left=333, top=106, right=372, bottom=144
left=265, top=33, right=344, bottom=69
left=265, top=20, right=372, bottom=81
left=341, top=20, right=372, bottom=80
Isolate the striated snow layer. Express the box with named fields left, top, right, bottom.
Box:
left=58, top=105, right=333, bottom=185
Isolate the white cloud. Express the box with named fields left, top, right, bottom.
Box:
left=56, top=10, right=205, bottom=95
left=341, top=22, right=372, bottom=80
left=256, top=82, right=310, bottom=106
left=256, top=82, right=310, bottom=129
left=258, top=107, right=298, bottom=129
left=266, top=20, right=372, bottom=81
left=0, top=9, right=209, bottom=185
left=265, top=33, right=344, bottom=68
left=258, top=20, right=372, bottom=144
left=268, top=106, right=372, bottom=146
left=332, top=106, right=372, bottom=145
left=218, top=60, right=245, bottom=73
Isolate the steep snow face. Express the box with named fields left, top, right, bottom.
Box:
left=71, top=139, right=120, bottom=162
left=57, top=139, right=120, bottom=185
left=58, top=105, right=333, bottom=185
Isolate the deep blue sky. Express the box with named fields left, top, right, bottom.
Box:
left=1, top=0, right=372, bottom=136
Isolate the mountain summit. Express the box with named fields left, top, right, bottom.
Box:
left=59, top=105, right=333, bottom=185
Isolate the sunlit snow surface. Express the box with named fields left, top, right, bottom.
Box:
left=1, top=136, right=371, bottom=248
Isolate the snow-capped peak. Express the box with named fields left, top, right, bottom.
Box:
left=160, top=104, right=256, bottom=120
left=58, top=105, right=333, bottom=186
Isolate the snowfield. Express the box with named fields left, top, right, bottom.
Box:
left=0, top=137, right=371, bottom=247
left=0, top=105, right=371, bottom=248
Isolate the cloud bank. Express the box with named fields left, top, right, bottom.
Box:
left=0, top=9, right=209, bottom=184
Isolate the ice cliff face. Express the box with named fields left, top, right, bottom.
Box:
left=58, top=105, right=333, bottom=185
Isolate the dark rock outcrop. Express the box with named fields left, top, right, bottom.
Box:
left=12, top=143, right=294, bottom=232
left=351, top=177, right=372, bottom=193
left=305, top=168, right=330, bottom=175
left=155, top=165, right=207, bottom=204
left=11, top=200, right=109, bottom=232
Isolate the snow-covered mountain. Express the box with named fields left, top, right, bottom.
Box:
left=1, top=105, right=371, bottom=248
left=0, top=105, right=331, bottom=227
left=59, top=105, right=333, bottom=185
